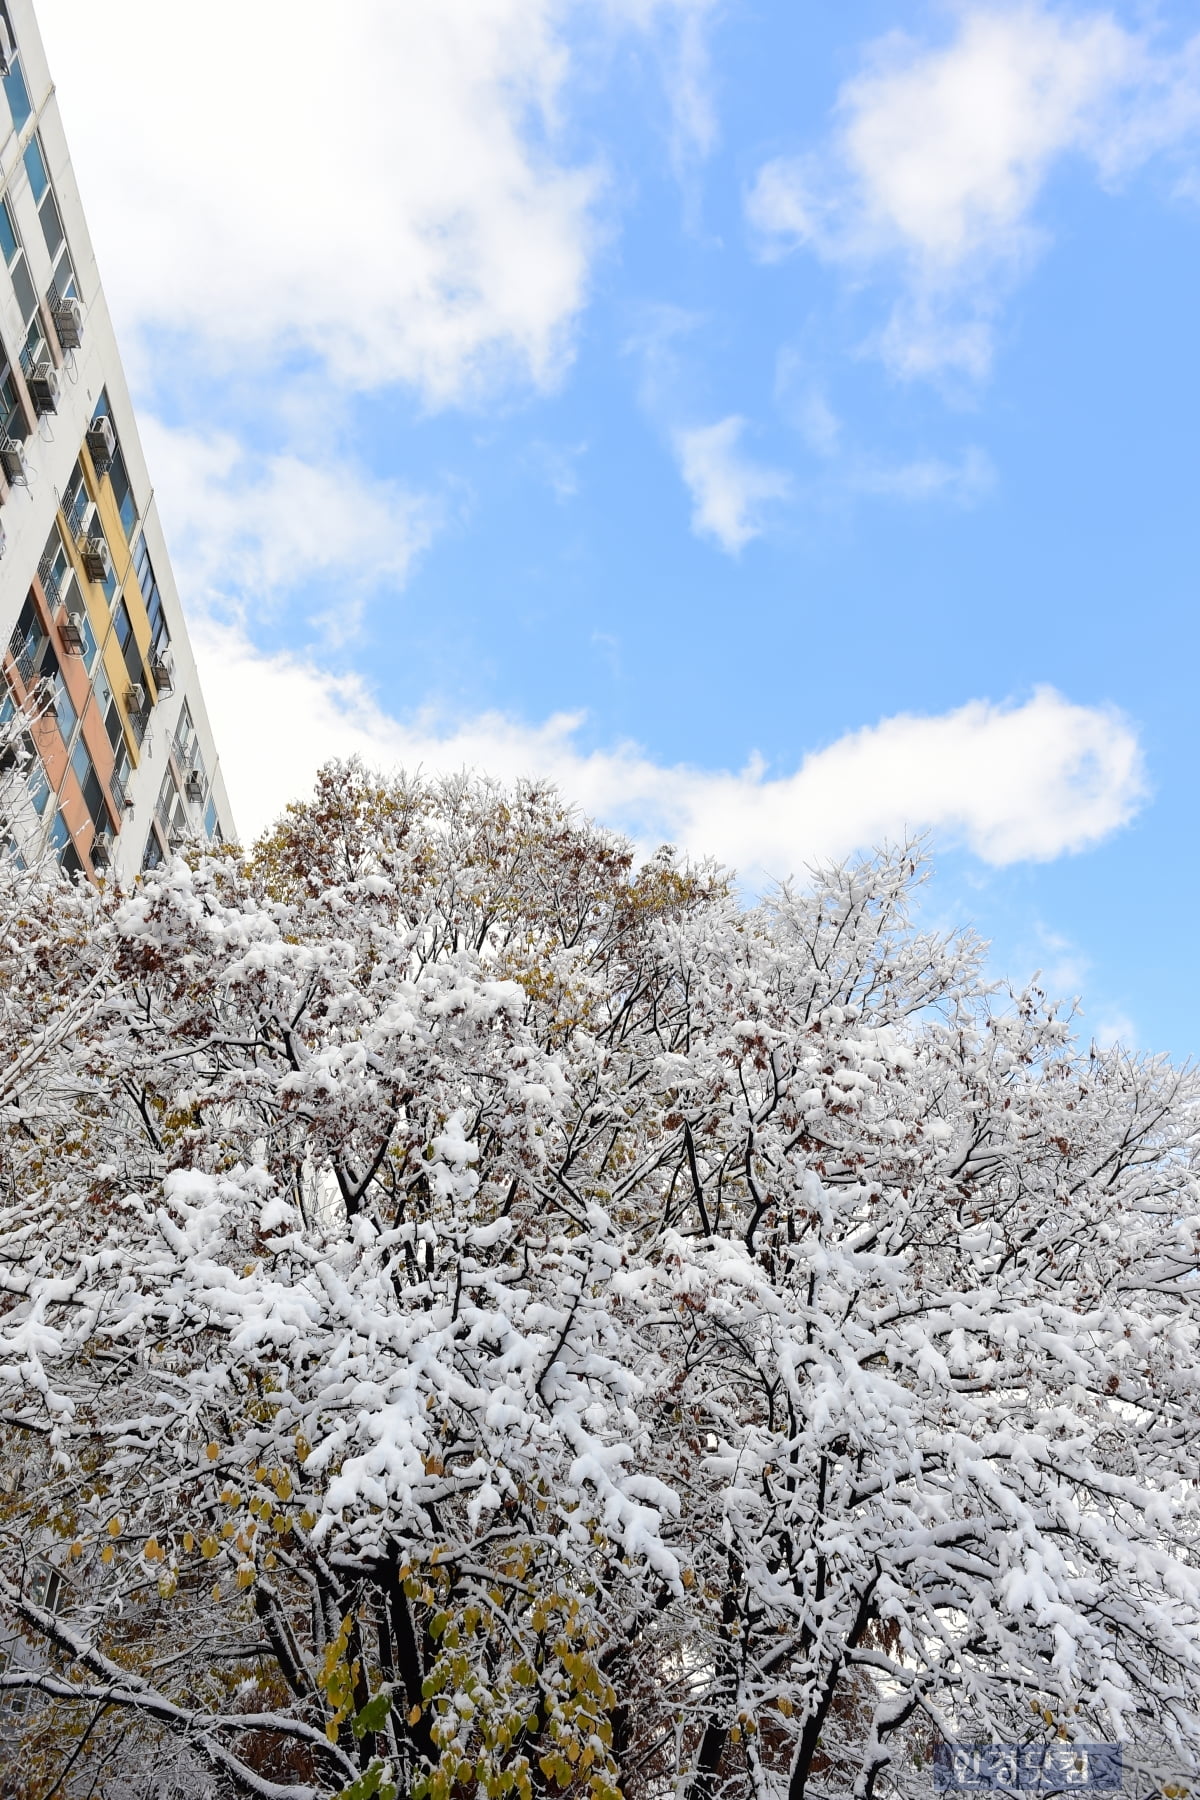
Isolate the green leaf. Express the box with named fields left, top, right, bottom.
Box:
left=353, top=1691, right=394, bottom=1739
left=336, top=1761, right=397, bottom=1800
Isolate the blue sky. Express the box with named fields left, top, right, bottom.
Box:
left=40, top=0, right=1200, bottom=1055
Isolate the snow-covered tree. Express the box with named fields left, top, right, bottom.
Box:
left=1, top=762, right=1199, bottom=1800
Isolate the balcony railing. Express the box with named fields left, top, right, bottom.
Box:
left=10, top=633, right=40, bottom=691
left=37, top=553, right=62, bottom=610
left=63, top=491, right=89, bottom=541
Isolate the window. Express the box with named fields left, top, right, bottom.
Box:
left=71, top=737, right=108, bottom=837
left=39, top=525, right=96, bottom=673
left=0, top=196, right=47, bottom=373
left=132, top=532, right=169, bottom=652
left=24, top=137, right=78, bottom=308
left=142, top=825, right=163, bottom=872
left=114, top=597, right=145, bottom=689
left=110, top=739, right=131, bottom=814
left=0, top=197, right=36, bottom=325
left=49, top=810, right=69, bottom=855
left=27, top=747, right=49, bottom=815
left=8, top=591, right=46, bottom=686
left=91, top=397, right=138, bottom=542
left=95, top=664, right=124, bottom=754
left=29, top=1566, right=63, bottom=1613
left=0, top=2, right=31, bottom=133
left=62, top=458, right=89, bottom=537
left=108, top=447, right=137, bottom=540
left=38, top=644, right=77, bottom=743
left=0, top=357, right=22, bottom=441
left=173, top=700, right=196, bottom=764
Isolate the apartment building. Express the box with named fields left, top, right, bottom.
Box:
left=0, top=0, right=233, bottom=881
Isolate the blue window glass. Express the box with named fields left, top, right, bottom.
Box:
left=109, top=452, right=137, bottom=540
left=28, top=759, right=49, bottom=815
left=53, top=677, right=76, bottom=742
left=22, top=138, right=47, bottom=203
left=0, top=199, right=18, bottom=268
left=70, top=733, right=91, bottom=790
left=49, top=810, right=69, bottom=853
left=4, top=60, right=30, bottom=132
left=79, top=610, right=98, bottom=670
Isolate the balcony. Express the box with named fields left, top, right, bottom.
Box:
left=37, top=552, right=62, bottom=610
left=109, top=767, right=132, bottom=815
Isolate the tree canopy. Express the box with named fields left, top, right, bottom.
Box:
left=1, top=763, right=1199, bottom=1800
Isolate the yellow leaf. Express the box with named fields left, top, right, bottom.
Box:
left=69, top=1541, right=83, bottom=1560
left=265, top=1552, right=277, bottom=1570
left=201, top=1537, right=219, bottom=1560
left=237, top=1567, right=255, bottom=1589
left=107, top=1517, right=122, bottom=1537
left=409, top=1704, right=423, bottom=1726
left=183, top=1532, right=195, bottom=1552
left=211, top=1583, right=221, bottom=1602
left=145, top=1539, right=161, bottom=1562
left=326, top=1722, right=340, bottom=1745
left=101, top=1545, right=114, bottom=1565
left=206, top=1443, right=220, bottom=1462
left=221, top=1522, right=235, bottom=1540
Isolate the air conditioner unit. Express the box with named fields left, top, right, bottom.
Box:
left=53, top=297, right=84, bottom=352
left=59, top=618, right=86, bottom=656
left=150, top=654, right=174, bottom=695
left=0, top=20, right=13, bottom=77
left=0, top=438, right=29, bottom=486
left=90, top=836, right=111, bottom=870
left=185, top=770, right=205, bottom=805
left=85, top=417, right=115, bottom=473
left=27, top=363, right=60, bottom=418
left=81, top=536, right=111, bottom=583
left=125, top=682, right=146, bottom=712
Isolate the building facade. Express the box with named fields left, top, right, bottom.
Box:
left=0, top=0, right=233, bottom=881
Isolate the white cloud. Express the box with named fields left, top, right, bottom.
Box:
left=601, top=0, right=719, bottom=168
left=747, top=4, right=1200, bottom=378
left=40, top=0, right=601, bottom=405
left=140, top=421, right=438, bottom=632
left=1092, top=1011, right=1137, bottom=1051
left=852, top=446, right=995, bottom=505
left=674, top=416, right=792, bottom=551
left=195, top=618, right=1146, bottom=875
